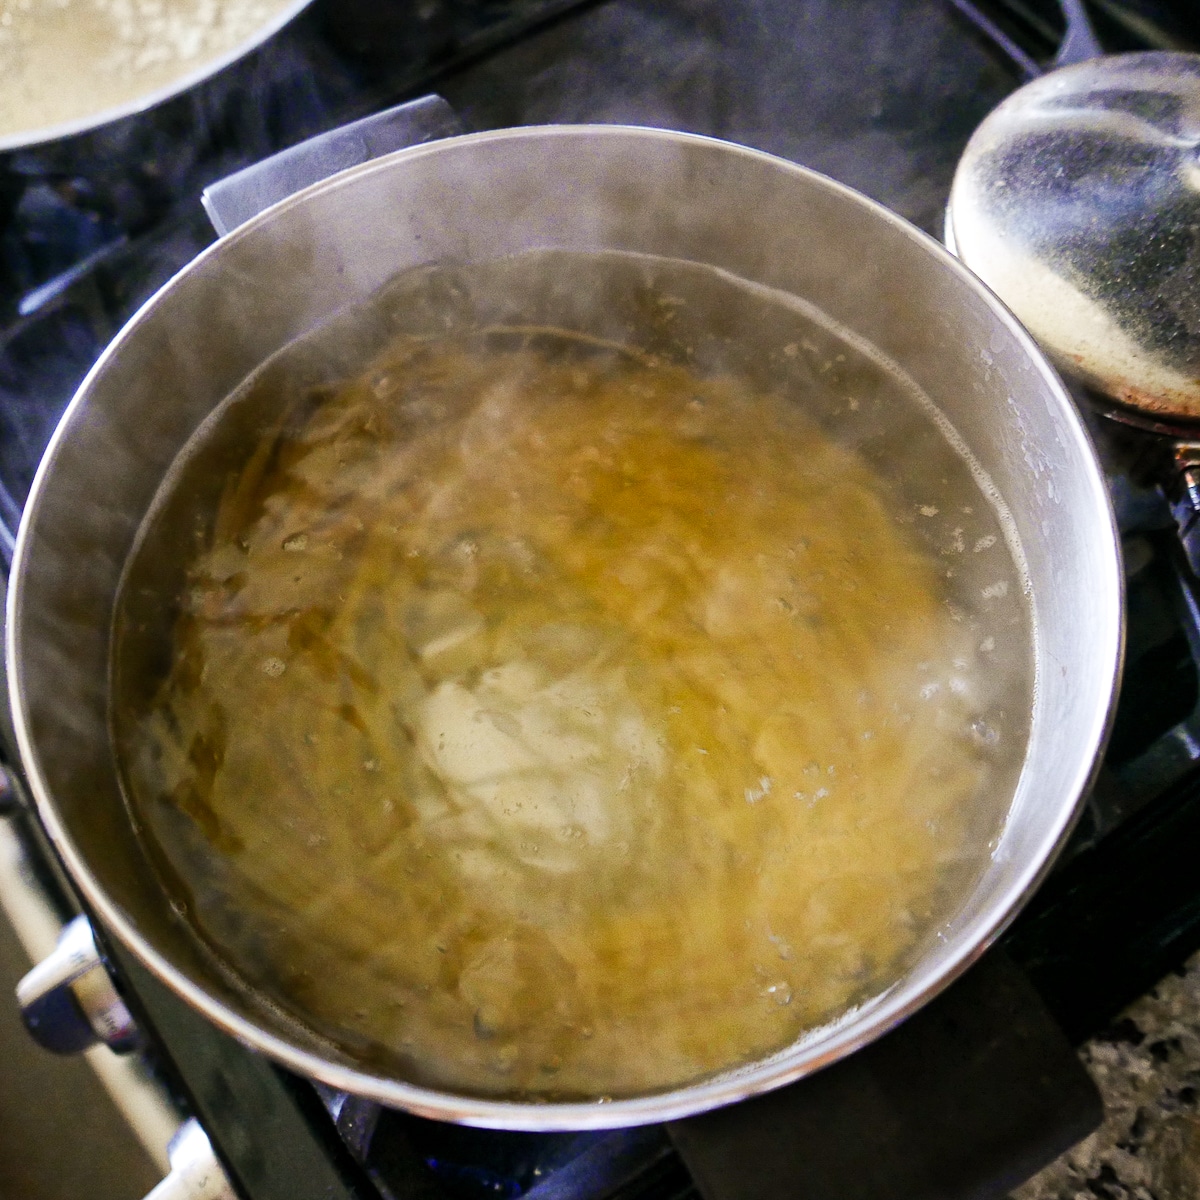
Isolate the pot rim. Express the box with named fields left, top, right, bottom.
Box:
left=5, top=123, right=1125, bottom=1130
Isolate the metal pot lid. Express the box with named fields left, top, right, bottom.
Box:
left=948, top=51, right=1200, bottom=423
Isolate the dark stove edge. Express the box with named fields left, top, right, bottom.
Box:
left=1003, top=757, right=1200, bottom=1045
left=668, top=948, right=1103, bottom=1200
left=97, top=931, right=396, bottom=1200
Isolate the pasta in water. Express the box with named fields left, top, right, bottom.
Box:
left=113, top=256, right=1029, bottom=1101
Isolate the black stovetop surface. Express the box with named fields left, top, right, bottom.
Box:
left=5, top=3, right=1200, bottom=1199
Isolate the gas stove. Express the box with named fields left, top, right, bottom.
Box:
left=3, top=3, right=1200, bottom=1199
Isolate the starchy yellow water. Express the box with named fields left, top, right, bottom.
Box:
left=114, top=308, right=1026, bottom=1100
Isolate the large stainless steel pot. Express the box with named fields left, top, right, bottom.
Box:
left=5, top=124, right=1123, bottom=1130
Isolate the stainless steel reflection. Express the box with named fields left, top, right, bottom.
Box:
left=949, top=52, right=1200, bottom=423
left=5, top=126, right=1123, bottom=1129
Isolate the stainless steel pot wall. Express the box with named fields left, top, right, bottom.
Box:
left=5, top=127, right=1123, bottom=1130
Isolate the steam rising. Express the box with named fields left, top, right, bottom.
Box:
left=109, top=250, right=1034, bottom=1100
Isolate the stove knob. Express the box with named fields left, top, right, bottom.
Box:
left=15, top=914, right=138, bottom=1054
left=144, top=1119, right=237, bottom=1200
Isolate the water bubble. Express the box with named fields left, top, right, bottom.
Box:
left=745, top=776, right=772, bottom=804
left=971, top=718, right=1000, bottom=748
left=761, top=982, right=792, bottom=1006
left=768, top=931, right=793, bottom=961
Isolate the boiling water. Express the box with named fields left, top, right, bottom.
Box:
left=112, top=251, right=1033, bottom=1100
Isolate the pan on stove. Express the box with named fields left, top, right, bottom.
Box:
left=0, top=0, right=314, bottom=153
left=4, top=106, right=1123, bottom=1129
left=948, top=50, right=1200, bottom=573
